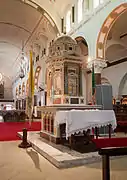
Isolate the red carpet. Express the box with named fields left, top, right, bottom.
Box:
left=118, top=121, right=127, bottom=126
left=93, top=137, right=127, bottom=149
left=0, top=121, right=41, bottom=141
left=1, top=121, right=127, bottom=149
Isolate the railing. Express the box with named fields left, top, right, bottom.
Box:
left=99, top=147, right=127, bottom=180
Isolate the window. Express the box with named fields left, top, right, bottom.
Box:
left=93, top=0, right=104, bottom=9
left=66, top=10, right=71, bottom=33
left=78, top=0, right=83, bottom=22
left=19, top=85, right=21, bottom=95
left=36, top=55, right=39, bottom=62
left=83, top=0, right=89, bottom=11
left=100, top=0, right=104, bottom=3
left=72, top=6, right=75, bottom=23
left=44, top=48, right=46, bottom=55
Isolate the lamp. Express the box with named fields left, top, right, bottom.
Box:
left=19, top=42, right=25, bottom=79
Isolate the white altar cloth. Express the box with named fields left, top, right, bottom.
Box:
left=55, top=110, right=117, bottom=138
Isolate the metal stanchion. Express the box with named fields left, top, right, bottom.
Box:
left=99, top=147, right=127, bottom=180
left=18, top=128, right=31, bottom=148
left=102, top=155, right=110, bottom=180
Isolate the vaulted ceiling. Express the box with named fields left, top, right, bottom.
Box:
left=106, top=10, right=127, bottom=62
left=1, top=0, right=127, bottom=80
left=0, top=0, right=59, bottom=79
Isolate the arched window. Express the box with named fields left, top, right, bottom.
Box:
left=93, top=0, right=104, bottom=9
left=83, top=0, right=89, bottom=11
left=66, top=10, right=71, bottom=33
left=78, top=0, right=83, bottom=22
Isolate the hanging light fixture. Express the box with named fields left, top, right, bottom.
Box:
left=19, top=42, right=25, bottom=79
left=19, top=67, right=25, bottom=79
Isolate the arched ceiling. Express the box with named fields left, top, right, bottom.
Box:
left=32, top=0, right=73, bottom=27
left=0, top=0, right=60, bottom=79
left=106, top=10, right=127, bottom=62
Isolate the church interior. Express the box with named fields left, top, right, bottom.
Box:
left=0, top=0, right=127, bottom=180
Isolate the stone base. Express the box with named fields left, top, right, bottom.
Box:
left=40, top=131, right=61, bottom=144
left=18, top=131, right=101, bottom=169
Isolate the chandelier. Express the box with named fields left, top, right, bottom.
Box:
left=19, top=47, right=25, bottom=79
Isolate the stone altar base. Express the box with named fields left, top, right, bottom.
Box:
left=18, top=131, right=101, bottom=169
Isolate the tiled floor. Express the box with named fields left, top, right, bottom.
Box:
left=0, top=141, right=127, bottom=180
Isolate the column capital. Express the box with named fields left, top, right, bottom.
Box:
left=87, top=59, right=107, bottom=73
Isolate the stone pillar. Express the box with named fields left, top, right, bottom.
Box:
left=87, top=59, right=107, bottom=85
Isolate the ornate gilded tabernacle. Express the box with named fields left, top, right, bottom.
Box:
left=46, top=35, right=84, bottom=105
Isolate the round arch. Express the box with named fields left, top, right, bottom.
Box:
left=75, top=36, right=88, bottom=68
left=96, top=3, right=127, bottom=60
left=118, top=73, right=127, bottom=96
left=34, top=66, right=41, bottom=90
left=22, top=82, right=25, bottom=96
left=19, top=0, right=59, bottom=34
left=19, top=84, right=21, bottom=96
left=16, top=87, right=18, bottom=97
left=75, top=36, right=88, bottom=55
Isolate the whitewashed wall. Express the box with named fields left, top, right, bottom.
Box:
left=85, top=62, right=127, bottom=102
left=3, top=75, right=13, bottom=99
left=86, top=72, right=92, bottom=103
left=102, top=62, right=127, bottom=98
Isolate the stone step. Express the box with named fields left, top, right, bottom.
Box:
left=18, top=131, right=101, bottom=169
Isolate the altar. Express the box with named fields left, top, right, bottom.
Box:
left=55, top=109, right=116, bottom=138
left=37, top=36, right=117, bottom=146
left=37, top=105, right=117, bottom=144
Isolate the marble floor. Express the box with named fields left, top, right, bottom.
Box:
left=0, top=141, right=127, bottom=180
